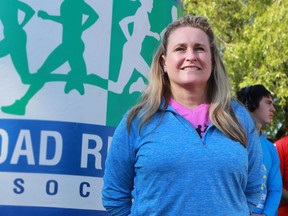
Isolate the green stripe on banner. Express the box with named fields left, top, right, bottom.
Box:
left=107, top=0, right=182, bottom=127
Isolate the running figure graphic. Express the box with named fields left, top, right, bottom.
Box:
left=0, top=0, right=35, bottom=84
left=108, top=0, right=160, bottom=94
left=1, top=0, right=98, bottom=115
left=36, top=0, right=98, bottom=95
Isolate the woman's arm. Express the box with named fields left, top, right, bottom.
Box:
left=102, top=115, right=134, bottom=215
left=242, top=111, right=264, bottom=213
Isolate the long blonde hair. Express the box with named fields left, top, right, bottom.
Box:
left=127, top=15, right=247, bottom=147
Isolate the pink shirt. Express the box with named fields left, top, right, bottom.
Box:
left=169, top=99, right=211, bottom=137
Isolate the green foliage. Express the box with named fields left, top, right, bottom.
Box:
left=183, top=0, right=288, bottom=140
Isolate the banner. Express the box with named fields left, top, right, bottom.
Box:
left=0, top=0, right=181, bottom=215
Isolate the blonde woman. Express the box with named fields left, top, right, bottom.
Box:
left=102, top=15, right=263, bottom=215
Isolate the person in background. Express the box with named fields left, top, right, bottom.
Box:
left=237, top=84, right=282, bottom=216
left=102, top=15, right=264, bottom=215
left=275, top=135, right=288, bottom=215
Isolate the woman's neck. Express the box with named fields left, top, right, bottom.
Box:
left=171, top=87, right=207, bottom=109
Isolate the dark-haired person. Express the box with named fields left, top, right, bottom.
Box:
left=237, top=84, right=282, bottom=216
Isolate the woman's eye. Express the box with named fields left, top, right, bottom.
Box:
left=195, top=47, right=205, bottom=51
left=175, top=47, right=185, bottom=51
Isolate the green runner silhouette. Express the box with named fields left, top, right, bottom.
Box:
left=108, top=0, right=160, bottom=94
left=0, top=0, right=35, bottom=84
left=2, top=0, right=107, bottom=115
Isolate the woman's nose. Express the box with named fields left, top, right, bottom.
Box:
left=186, top=50, right=197, bottom=61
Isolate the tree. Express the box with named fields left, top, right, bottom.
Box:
left=183, top=0, right=288, bottom=140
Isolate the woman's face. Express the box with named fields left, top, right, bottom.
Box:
left=162, top=26, right=212, bottom=93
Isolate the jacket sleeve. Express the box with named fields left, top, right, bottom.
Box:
left=233, top=102, right=265, bottom=213
left=245, top=124, right=264, bottom=213
left=102, top=115, right=135, bottom=216
left=263, top=142, right=282, bottom=216
left=232, top=101, right=264, bottom=212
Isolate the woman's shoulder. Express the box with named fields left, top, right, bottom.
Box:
left=231, top=99, right=256, bottom=132
left=231, top=99, right=251, bottom=117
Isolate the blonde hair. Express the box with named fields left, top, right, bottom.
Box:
left=127, top=15, right=247, bottom=147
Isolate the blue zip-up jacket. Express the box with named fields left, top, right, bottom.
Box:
left=252, top=134, right=282, bottom=216
left=102, top=100, right=264, bottom=216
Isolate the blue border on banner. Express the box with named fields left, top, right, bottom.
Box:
left=0, top=119, right=115, bottom=176
left=0, top=206, right=108, bottom=216
left=0, top=119, right=114, bottom=215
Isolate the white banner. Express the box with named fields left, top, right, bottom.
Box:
left=0, top=0, right=181, bottom=215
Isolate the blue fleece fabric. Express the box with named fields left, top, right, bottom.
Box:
left=102, top=100, right=264, bottom=216
left=252, top=134, right=282, bottom=216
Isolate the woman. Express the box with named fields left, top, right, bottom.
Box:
left=102, top=15, right=263, bottom=215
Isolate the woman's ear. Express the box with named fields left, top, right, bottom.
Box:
left=161, top=55, right=167, bottom=72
